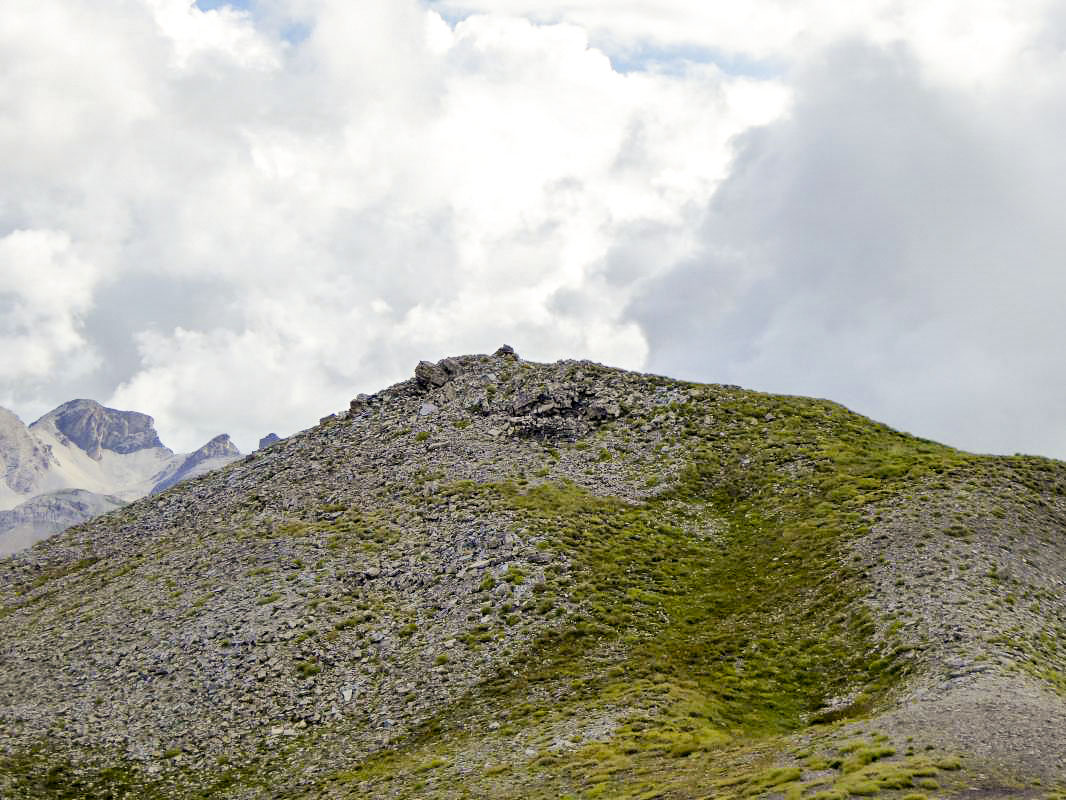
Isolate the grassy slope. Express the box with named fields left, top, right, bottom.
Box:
left=301, top=387, right=1066, bottom=799
left=4, top=380, right=1066, bottom=799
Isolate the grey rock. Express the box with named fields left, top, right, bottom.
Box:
left=415, top=361, right=449, bottom=389
left=30, top=399, right=164, bottom=460
left=439, top=358, right=462, bottom=377
left=0, top=407, right=55, bottom=494
left=258, top=433, right=281, bottom=450
left=0, top=489, right=126, bottom=556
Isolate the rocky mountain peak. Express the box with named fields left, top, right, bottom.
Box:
left=149, top=433, right=241, bottom=495
left=30, top=399, right=165, bottom=460
left=191, top=433, right=240, bottom=461
left=2, top=349, right=1066, bottom=797
left=0, top=406, right=55, bottom=495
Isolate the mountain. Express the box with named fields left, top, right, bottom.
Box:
left=31, top=399, right=165, bottom=460
left=0, top=407, right=56, bottom=508
left=150, top=434, right=241, bottom=495
left=0, top=489, right=126, bottom=557
left=0, top=400, right=241, bottom=553
left=1, top=347, right=1065, bottom=799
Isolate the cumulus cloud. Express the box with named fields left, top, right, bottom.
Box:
left=630, top=41, right=1066, bottom=458
left=1, top=0, right=782, bottom=450
left=2, top=0, right=1064, bottom=459
left=0, top=230, right=102, bottom=381
left=433, top=0, right=1050, bottom=87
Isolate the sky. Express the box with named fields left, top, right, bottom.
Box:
left=1, top=0, right=1065, bottom=458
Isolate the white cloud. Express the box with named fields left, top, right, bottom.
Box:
left=1, top=0, right=782, bottom=451
left=433, top=0, right=1052, bottom=87
left=630, top=41, right=1066, bottom=458
left=0, top=230, right=102, bottom=380
left=2, top=0, right=1065, bottom=460
left=147, top=0, right=280, bottom=70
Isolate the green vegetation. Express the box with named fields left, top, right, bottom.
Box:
left=6, top=374, right=1056, bottom=800
left=301, top=389, right=995, bottom=798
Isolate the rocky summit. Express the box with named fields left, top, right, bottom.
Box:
left=31, top=400, right=165, bottom=460
left=0, top=400, right=241, bottom=553
left=2, top=348, right=1066, bottom=800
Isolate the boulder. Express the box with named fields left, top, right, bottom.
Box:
left=415, top=361, right=449, bottom=389
left=258, top=433, right=281, bottom=450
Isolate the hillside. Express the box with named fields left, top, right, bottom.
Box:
left=1, top=347, right=1065, bottom=800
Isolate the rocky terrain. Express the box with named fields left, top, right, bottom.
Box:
left=0, top=401, right=241, bottom=553
left=1, top=346, right=1065, bottom=800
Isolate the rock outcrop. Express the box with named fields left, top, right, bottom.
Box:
left=30, top=399, right=164, bottom=460
left=258, top=433, right=281, bottom=450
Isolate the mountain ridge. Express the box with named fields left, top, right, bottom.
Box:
left=0, top=400, right=241, bottom=554
left=30, top=399, right=167, bottom=460
left=1, top=348, right=1064, bottom=799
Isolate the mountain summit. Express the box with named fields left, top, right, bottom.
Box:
left=0, top=401, right=240, bottom=554
left=30, top=399, right=165, bottom=460
left=150, top=434, right=242, bottom=495
left=1, top=348, right=1065, bottom=799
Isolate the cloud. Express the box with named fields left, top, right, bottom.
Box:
left=3, top=0, right=1065, bottom=460
left=0, top=230, right=102, bottom=382
left=432, top=0, right=1049, bottom=87
left=630, top=41, right=1066, bottom=458
left=1, top=0, right=781, bottom=451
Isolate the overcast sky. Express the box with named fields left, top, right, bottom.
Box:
left=2, top=0, right=1065, bottom=458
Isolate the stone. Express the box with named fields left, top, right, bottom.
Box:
left=258, top=433, right=281, bottom=450
left=439, top=357, right=462, bottom=377
left=585, top=405, right=608, bottom=421
left=494, top=344, right=518, bottom=359
left=415, top=361, right=449, bottom=389
left=418, top=402, right=439, bottom=417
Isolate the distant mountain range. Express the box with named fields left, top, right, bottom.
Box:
left=0, top=400, right=242, bottom=554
